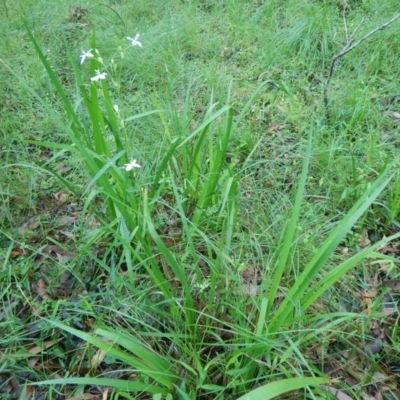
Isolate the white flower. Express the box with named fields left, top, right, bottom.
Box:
left=80, top=49, right=94, bottom=65
left=125, top=159, right=141, bottom=171
left=113, top=104, right=119, bottom=113
left=91, top=70, right=107, bottom=82
left=126, top=34, right=142, bottom=47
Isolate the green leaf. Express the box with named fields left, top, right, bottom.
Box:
left=269, top=166, right=393, bottom=333
left=44, top=320, right=177, bottom=389
left=265, top=132, right=312, bottom=320
left=30, top=377, right=169, bottom=395
left=236, top=377, right=329, bottom=400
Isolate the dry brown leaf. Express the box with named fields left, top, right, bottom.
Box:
left=55, top=164, right=70, bottom=174
left=339, top=246, right=350, bottom=255
left=321, top=385, right=353, bottom=400
left=53, top=191, right=67, bottom=201
left=357, top=231, right=371, bottom=248
left=266, top=122, right=285, bottom=135
left=10, top=247, right=25, bottom=258
left=9, top=378, right=21, bottom=398
left=67, top=395, right=99, bottom=400
left=377, top=243, right=398, bottom=253
left=347, top=366, right=366, bottom=381
left=43, top=245, right=77, bottom=262
left=20, top=385, right=33, bottom=400
left=37, top=279, right=51, bottom=300
left=377, top=262, right=393, bottom=272
left=19, top=217, right=40, bottom=231
left=363, top=289, right=378, bottom=298
left=91, top=348, right=107, bottom=369
left=28, top=357, right=39, bottom=367
left=382, top=301, right=398, bottom=316
left=17, top=217, right=41, bottom=240
left=56, top=215, right=78, bottom=226
left=241, top=283, right=259, bottom=297
left=361, top=393, right=375, bottom=400
left=28, top=338, right=63, bottom=355
left=382, top=280, right=400, bottom=292
left=365, top=338, right=383, bottom=357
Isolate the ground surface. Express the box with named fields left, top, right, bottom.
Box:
left=1, top=1, right=400, bottom=399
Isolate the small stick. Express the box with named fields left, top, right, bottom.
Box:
left=324, top=12, right=400, bottom=123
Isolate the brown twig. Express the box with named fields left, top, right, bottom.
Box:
left=324, top=12, right=400, bottom=124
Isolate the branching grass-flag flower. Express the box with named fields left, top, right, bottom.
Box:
left=91, top=70, right=107, bottom=82
left=125, top=159, right=141, bottom=171
left=126, top=34, right=142, bottom=47
left=80, top=49, right=94, bottom=65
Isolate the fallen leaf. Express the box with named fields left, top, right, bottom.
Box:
left=43, top=245, right=77, bottom=262
left=242, top=283, right=259, bottom=297
left=10, top=247, right=25, bottom=258
left=37, top=279, right=51, bottom=300
left=363, top=289, right=377, bottom=298
left=10, top=378, right=21, bottom=398
left=377, top=243, right=398, bottom=253
left=20, top=384, right=33, bottom=400
left=17, top=217, right=41, bottom=239
left=361, top=393, right=375, bottom=400
left=55, top=164, right=70, bottom=174
left=374, top=392, right=383, bottom=400
left=365, top=338, right=383, bottom=358
left=382, top=280, right=400, bottom=292
left=266, top=122, right=285, bottom=135
left=19, top=217, right=40, bottom=231
left=56, top=215, right=79, bottom=227
left=91, top=348, right=107, bottom=369
left=339, top=247, right=350, bottom=255
left=53, top=191, right=67, bottom=201
left=28, top=338, right=63, bottom=355
left=28, top=357, right=39, bottom=367
left=382, top=303, right=398, bottom=316
left=321, top=385, right=353, bottom=400
left=392, top=111, right=400, bottom=119
left=67, top=395, right=99, bottom=400
left=357, top=230, right=371, bottom=248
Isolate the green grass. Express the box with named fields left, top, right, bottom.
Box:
left=1, top=0, right=400, bottom=399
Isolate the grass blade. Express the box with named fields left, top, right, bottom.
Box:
left=44, top=320, right=177, bottom=389
left=236, top=377, right=330, bottom=400
left=265, top=132, right=312, bottom=319
left=269, top=167, right=393, bottom=333
left=31, top=378, right=169, bottom=395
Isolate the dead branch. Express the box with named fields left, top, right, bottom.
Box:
left=324, top=12, right=400, bottom=123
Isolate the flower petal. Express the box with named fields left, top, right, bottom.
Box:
left=125, top=159, right=141, bottom=171
left=80, top=49, right=94, bottom=65
left=126, top=34, right=142, bottom=47
left=90, top=70, right=107, bottom=81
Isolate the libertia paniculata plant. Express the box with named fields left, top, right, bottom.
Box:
left=3, top=19, right=400, bottom=400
